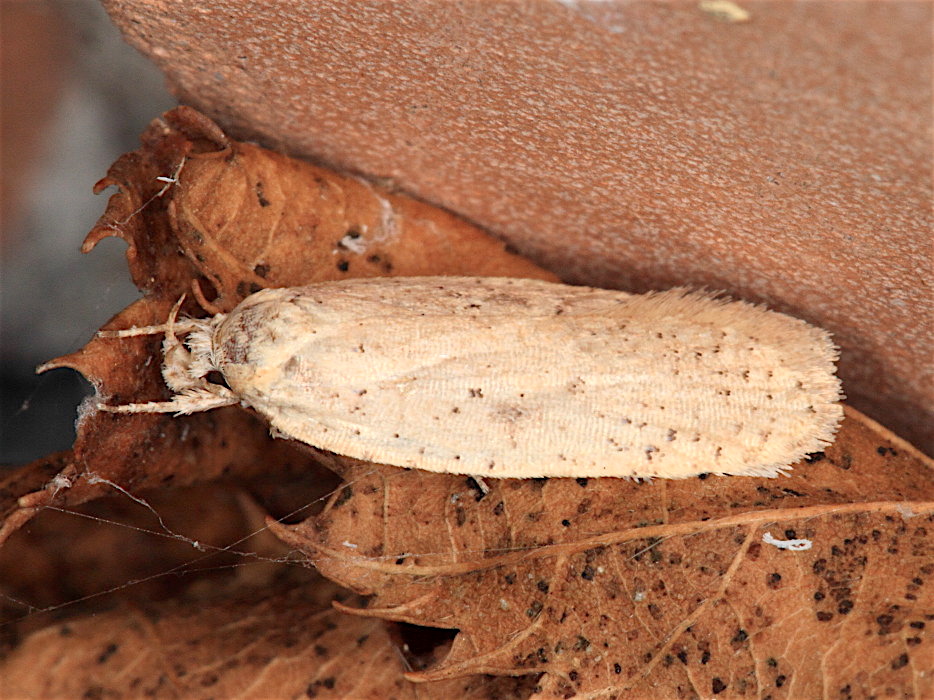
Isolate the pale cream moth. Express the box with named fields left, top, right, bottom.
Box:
left=97, top=276, right=843, bottom=479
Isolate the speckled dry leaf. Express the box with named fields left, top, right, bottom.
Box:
left=0, top=106, right=554, bottom=546
left=271, top=408, right=934, bottom=698
left=1, top=583, right=538, bottom=700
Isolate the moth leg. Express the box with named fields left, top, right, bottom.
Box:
left=97, top=386, right=239, bottom=415
left=470, top=476, right=491, bottom=495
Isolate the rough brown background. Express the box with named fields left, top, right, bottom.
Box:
left=102, top=0, right=932, bottom=453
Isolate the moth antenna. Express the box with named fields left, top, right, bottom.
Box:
left=97, top=321, right=200, bottom=338
left=97, top=386, right=239, bottom=415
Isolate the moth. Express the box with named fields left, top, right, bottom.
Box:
left=99, top=277, right=843, bottom=479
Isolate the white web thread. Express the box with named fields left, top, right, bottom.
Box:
left=102, top=158, right=187, bottom=232
left=0, top=469, right=379, bottom=628
left=2, top=467, right=668, bottom=629
left=85, top=473, right=180, bottom=540
left=8, top=469, right=888, bottom=633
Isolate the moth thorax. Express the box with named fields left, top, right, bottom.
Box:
left=211, top=296, right=297, bottom=398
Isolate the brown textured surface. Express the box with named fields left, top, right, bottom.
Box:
left=102, top=0, right=932, bottom=453
left=272, top=406, right=934, bottom=696
left=2, top=582, right=539, bottom=699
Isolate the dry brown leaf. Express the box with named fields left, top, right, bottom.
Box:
left=4, top=104, right=931, bottom=698
left=1, top=582, right=540, bottom=700
left=0, top=475, right=334, bottom=646
left=271, top=407, right=934, bottom=697
left=0, top=106, right=555, bottom=546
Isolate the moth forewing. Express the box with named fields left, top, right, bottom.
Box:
left=195, top=277, right=842, bottom=479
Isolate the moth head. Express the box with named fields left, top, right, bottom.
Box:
left=94, top=298, right=238, bottom=415
left=160, top=318, right=225, bottom=393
